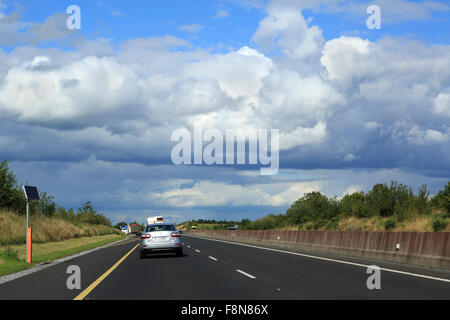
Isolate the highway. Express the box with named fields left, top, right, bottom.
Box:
left=0, top=235, right=449, bottom=300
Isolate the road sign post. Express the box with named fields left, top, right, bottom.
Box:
left=23, top=186, right=40, bottom=264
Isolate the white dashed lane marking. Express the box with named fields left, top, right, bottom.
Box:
left=236, top=270, right=256, bottom=279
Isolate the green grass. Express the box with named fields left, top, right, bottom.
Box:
left=0, top=256, right=30, bottom=277
left=0, top=234, right=127, bottom=277
left=31, top=235, right=126, bottom=264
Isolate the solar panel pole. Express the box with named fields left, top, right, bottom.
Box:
left=23, top=186, right=39, bottom=263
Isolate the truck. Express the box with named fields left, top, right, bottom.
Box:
left=147, top=216, right=164, bottom=225
left=129, top=223, right=140, bottom=234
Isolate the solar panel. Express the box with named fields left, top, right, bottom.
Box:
left=23, top=186, right=40, bottom=201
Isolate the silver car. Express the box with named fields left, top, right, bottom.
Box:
left=139, top=223, right=183, bottom=258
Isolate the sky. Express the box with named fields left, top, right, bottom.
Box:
left=0, top=0, right=449, bottom=224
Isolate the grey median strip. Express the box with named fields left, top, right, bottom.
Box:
left=0, top=237, right=132, bottom=285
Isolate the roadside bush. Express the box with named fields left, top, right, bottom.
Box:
left=432, top=217, right=448, bottom=232
left=286, top=191, right=339, bottom=225
left=384, top=218, right=396, bottom=230
left=76, top=201, right=111, bottom=226
left=246, top=214, right=286, bottom=230
left=341, top=191, right=368, bottom=218
left=415, top=184, right=431, bottom=215
left=367, top=184, right=392, bottom=217
left=394, top=209, right=407, bottom=223
left=239, top=218, right=252, bottom=229
left=325, top=217, right=340, bottom=230
left=366, top=181, right=414, bottom=217
left=431, top=182, right=450, bottom=214
left=313, top=219, right=327, bottom=230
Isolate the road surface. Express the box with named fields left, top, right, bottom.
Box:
left=0, top=235, right=449, bottom=300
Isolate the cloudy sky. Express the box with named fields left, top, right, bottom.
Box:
left=0, top=0, right=449, bottom=224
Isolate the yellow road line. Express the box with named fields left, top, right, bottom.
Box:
left=74, top=243, right=140, bottom=300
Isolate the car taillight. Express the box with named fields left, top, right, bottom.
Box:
left=141, top=234, right=151, bottom=239
left=171, top=232, right=180, bottom=237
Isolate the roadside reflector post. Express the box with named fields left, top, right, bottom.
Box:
left=23, top=186, right=40, bottom=264
left=27, top=227, right=32, bottom=263
left=26, top=200, right=30, bottom=263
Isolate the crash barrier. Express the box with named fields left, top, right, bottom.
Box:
left=185, top=230, right=450, bottom=271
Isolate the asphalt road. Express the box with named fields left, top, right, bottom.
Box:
left=0, top=235, right=449, bottom=300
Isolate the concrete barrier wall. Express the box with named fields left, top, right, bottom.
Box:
left=185, top=230, right=450, bottom=271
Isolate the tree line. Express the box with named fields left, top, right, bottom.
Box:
left=239, top=181, right=449, bottom=231
left=0, top=159, right=111, bottom=226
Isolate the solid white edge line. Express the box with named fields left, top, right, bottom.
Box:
left=236, top=269, right=256, bottom=279
left=184, top=235, right=450, bottom=283
left=208, top=256, right=218, bottom=261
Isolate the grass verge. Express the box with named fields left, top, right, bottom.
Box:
left=0, top=209, right=121, bottom=246
left=0, top=234, right=127, bottom=277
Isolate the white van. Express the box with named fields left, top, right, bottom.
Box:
left=147, top=216, right=164, bottom=225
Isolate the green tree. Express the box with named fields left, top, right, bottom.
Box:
left=77, top=201, right=97, bottom=223
left=366, top=181, right=415, bottom=219
left=431, top=182, right=450, bottom=214
left=55, top=206, right=76, bottom=221
left=415, top=184, right=431, bottom=215
left=95, top=214, right=112, bottom=226
left=76, top=202, right=111, bottom=226
left=37, top=192, right=56, bottom=217
left=341, top=191, right=368, bottom=218
left=247, top=213, right=286, bottom=230
left=389, top=181, right=414, bottom=221
left=114, top=221, right=128, bottom=229
left=366, top=183, right=392, bottom=217
left=286, top=191, right=338, bottom=225
left=0, top=159, right=26, bottom=212
left=239, top=218, right=251, bottom=230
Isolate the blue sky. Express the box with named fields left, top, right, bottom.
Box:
left=0, top=0, right=449, bottom=224
left=5, top=0, right=450, bottom=49
left=2, top=0, right=268, bottom=51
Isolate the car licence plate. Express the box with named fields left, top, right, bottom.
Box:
left=154, top=237, right=169, bottom=241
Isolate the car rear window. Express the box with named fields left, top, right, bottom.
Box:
left=145, top=225, right=175, bottom=232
